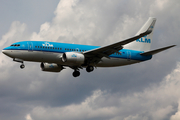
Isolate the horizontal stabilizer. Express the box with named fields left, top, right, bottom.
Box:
left=140, top=45, right=176, bottom=56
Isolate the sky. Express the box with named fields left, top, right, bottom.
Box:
left=0, top=0, right=180, bottom=120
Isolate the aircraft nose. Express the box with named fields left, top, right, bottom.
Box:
left=2, top=48, right=14, bottom=58
left=2, top=49, right=6, bottom=54
left=2, top=48, right=9, bottom=55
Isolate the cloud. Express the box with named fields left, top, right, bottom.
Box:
left=171, top=100, right=180, bottom=120
left=0, top=21, right=30, bottom=82
left=25, top=114, right=33, bottom=120
left=27, top=62, right=180, bottom=120
left=0, top=21, right=29, bottom=47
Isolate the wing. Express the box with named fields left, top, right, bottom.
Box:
left=83, top=18, right=155, bottom=65
left=83, top=29, right=152, bottom=65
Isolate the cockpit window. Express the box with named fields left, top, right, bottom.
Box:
left=10, top=44, right=20, bottom=47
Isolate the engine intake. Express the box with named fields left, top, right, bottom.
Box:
left=40, top=63, right=63, bottom=72
left=62, top=52, right=85, bottom=65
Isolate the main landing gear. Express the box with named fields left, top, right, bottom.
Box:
left=86, top=66, right=94, bottom=72
left=72, top=66, right=94, bottom=77
left=73, top=70, right=80, bottom=77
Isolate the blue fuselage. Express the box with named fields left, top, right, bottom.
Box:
left=2, top=41, right=152, bottom=67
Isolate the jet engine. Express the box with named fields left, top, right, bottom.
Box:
left=62, top=52, right=85, bottom=65
left=40, top=63, right=63, bottom=72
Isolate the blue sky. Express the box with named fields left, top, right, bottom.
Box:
left=0, top=0, right=180, bottom=120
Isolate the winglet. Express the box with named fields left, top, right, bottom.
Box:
left=140, top=45, right=176, bottom=56
left=136, top=17, right=156, bottom=36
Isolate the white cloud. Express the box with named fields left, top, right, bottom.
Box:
left=30, top=0, right=143, bottom=46
left=155, top=0, right=169, bottom=10
left=0, top=21, right=29, bottom=48
left=30, top=90, right=118, bottom=120
left=0, top=21, right=30, bottom=81
left=171, top=100, right=180, bottom=120
left=28, top=62, right=180, bottom=120
left=25, top=114, right=33, bottom=120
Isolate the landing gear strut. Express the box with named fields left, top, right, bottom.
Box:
left=13, top=58, right=25, bottom=69
left=72, top=70, right=80, bottom=77
left=86, top=66, right=94, bottom=72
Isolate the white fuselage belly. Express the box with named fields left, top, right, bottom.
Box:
left=6, top=50, right=140, bottom=67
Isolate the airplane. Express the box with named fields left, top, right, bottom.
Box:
left=2, top=17, right=176, bottom=77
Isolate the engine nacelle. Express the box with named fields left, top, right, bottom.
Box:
left=40, top=63, right=63, bottom=72
left=62, top=52, right=85, bottom=65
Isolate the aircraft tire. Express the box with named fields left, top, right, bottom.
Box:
left=86, top=66, right=94, bottom=72
left=73, top=71, right=80, bottom=77
left=20, top=64, right=25, bottom=69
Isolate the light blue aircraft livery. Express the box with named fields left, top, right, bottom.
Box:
left=2, top=18, right=176, bottom=77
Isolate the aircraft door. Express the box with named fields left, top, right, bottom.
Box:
left=127, top=51, right=131, bottom=60
left=28, top=42, right=33, bottom=51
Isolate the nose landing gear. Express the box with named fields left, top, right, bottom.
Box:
left=13, top=58, right=25, bottom=69
left=20, top=64, right=25, bottom=69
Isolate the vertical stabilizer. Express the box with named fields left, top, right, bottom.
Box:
left=124, top=17, right=156, bottom=52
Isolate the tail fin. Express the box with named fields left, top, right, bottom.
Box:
left=124, top=17, right=156, bottom=52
